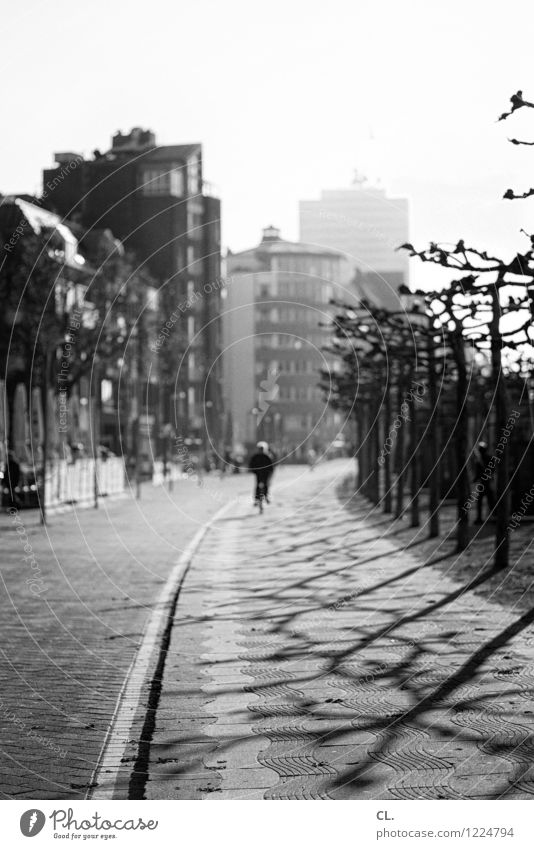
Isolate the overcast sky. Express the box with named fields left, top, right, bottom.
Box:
left=3, top=0, right=534, bottom=287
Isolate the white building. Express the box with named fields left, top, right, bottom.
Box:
left=299, top=181, right=410, bottom=308
left=223, top=227, right=345, bottom=461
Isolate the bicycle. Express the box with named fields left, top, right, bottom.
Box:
left=255, top=480, right=266, bottom=514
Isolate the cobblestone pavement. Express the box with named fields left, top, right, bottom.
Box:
left=0, top=471, right=249, bottom=800
left=143, top=462, right=534, bottom=800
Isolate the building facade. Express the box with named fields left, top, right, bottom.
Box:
left=0, top=196, right=87, bottom=470
left=224, top=227, right=344, bottom=461
left=42, top=128, right=223, bottom=452
left=299, top=181, right=409, bottom=308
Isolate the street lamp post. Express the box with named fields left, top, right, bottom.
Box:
left=527, top=369, right=534, bottom=429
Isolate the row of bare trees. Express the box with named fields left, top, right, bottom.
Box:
left=323, top=92, right=534, bottom=570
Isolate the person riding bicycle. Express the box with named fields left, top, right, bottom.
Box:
left=249, top=442, right=274, bottom=505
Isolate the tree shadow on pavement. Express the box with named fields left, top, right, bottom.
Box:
left=143, top=483, right=534, bottom=800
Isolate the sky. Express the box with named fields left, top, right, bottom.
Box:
left=3, top=0, right=534, bottom=288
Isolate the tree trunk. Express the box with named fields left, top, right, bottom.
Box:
left=370, top=393, right=380, bottom=505
left=453, top=331, right=470, bottom=552
left=355, top=408, right=363, bottom=490
left=491, top=279, right=510, bottom=570
left=40, top=354, right=50, bottom=526
left=383, top=379, right=393, bottom=513
left=92, top=361, right=101, bottom=509
left=427, top=330, right=440, bottom=537
left=409, top=392, right=420, bottom=527
left=135, top=312, right=146, bottom=500
left=394, top=378, right=406, bottom=519
left=359, top=403, right=369, bottom=495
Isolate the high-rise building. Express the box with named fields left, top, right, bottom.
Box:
left=42, top=128, right=223, bottom=447
left=223, top=227, right=344, bottom=461
left=299, top=180, right=409, bottom=308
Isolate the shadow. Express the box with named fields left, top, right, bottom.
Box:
left=137, top=480, right=534, bottom=801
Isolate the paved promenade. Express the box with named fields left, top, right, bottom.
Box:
left=0, top=472, right=246, bottom=799
left=3, top=459, right=534, bottom=801
left=139, top=463, right=534, bottom=800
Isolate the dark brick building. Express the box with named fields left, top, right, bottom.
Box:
left=42, top=128, right=223, bottom=450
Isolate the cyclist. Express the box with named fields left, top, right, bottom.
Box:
left=249, top=442, right=274, bottom=506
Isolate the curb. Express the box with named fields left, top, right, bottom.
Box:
left=86, top=499, right=231, bottom=800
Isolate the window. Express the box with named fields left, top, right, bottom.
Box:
left=187, top=207, right=203, bottom=237
left=140, top=167, right=184, bottom=197
left=188, top=155, right=201, bottom=195
left=170, top=169, right=184, bottom=196
left=101, top=380, right=113, bottom=404
left=284, top=415, right=300, bottom=431
left=176, top=245, right=185, bottom=271
left=145, top=287, right=159, bottom=311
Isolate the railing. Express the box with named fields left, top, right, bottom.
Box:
left=45, top=457, right=126, bottom=509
